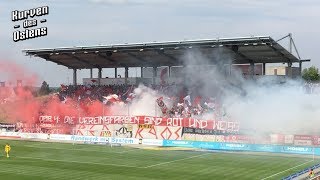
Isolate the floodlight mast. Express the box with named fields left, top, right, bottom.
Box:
left=276, top=33, right=301, bottom=60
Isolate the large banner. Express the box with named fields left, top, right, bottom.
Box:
left=73, top=124, right=183, bottom=140
left=38, top=115, right=240, bottom=131
left=37, top=115, right=239, bottom=140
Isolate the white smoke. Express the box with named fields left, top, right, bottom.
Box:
left=110, top=84, right=171, bottom=116
left=109, top=47, right=319, bottom=135
left=225, top=78, right=320, bottom=135
left=179, top=48, right=319, bottom=135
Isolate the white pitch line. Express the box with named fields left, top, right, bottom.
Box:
left=25, top=145, right=110, bottom=153
left=144, top=153, right=209, bottom=168
left=116, top=148, right=140, bottom=154
left=261, top=159, right=314, bottom=180
left=16, top=156, right=144, bottom=168
left=26, top=145, right=139, bottom=154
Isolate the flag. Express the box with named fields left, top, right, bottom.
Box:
left=123, top=85, right=134, bottom=96
left=126, top=93, right=136, bottom=102
left=62, top=97, right=67, bottom=104
left=183, top=95, right=191, bottom=106
left=156, top=97, right=168, bottom=115
left=103, top=99, right=108, bottom=104
left=103, top=94, right=120, bottom=103
left=193, top=96, right=202, bottom=106
left=177, top=103, right=184, bottom=107
left=204, top=102, right=215, bottom=109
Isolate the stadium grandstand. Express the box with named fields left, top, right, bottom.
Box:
left=0, top=35, right=319, bottom=180
left=23, top=34, right=310, bottom=86
left=18, top=35, right=313, bottom=119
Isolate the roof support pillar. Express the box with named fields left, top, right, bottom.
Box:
left=90, top=68, right=93, bottom=78
left=228, top=64, right=232, bottom=76
left=287, top=62, right=293, bottom=78
left=299, top=61, right=302, bottom=76
left=125, top=67, right=129, bottom=84
left=73, top=69, right=77, bottom=86
left=263, top=63, right=266, bottom=75
left=98, top=68, right=102, bottom=85
left=153, top=67, right=157, bottom=85
left=141, top=67, right=144, bottom=78
left=115, top=68, right=117, bottom=78
left=249, top=62, right=255, bottom=79
left=168, top=66, right=171, bottom=77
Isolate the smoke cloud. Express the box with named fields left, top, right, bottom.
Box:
left=1, top=50, right=319, bottom=136
left=178, top=48, right=319, bottom=135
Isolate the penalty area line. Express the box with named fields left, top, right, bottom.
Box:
left=144, top=153, right=210, bottom=168
left=261, top=159, right=314, bottom=180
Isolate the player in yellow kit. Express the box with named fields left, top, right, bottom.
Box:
left=4, top=143, right=11, bottom=158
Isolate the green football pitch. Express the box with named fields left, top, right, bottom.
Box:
left=0, top=139, right=318, bottom=180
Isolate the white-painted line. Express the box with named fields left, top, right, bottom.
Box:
left=144, top=153, right=209, bottom=168
left=116, top=148, right=140, bottom=154
left=25, top=145, right=110, bottom=153
left=26, top=145, right=139, bottom=154
left=261, top=160, right=314, bottom=180
left=16, top=156, right=143, bottom=168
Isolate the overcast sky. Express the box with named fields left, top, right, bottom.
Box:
left=0, top=0, right=319, bottom=86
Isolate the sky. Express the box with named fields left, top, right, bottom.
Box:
left=0, top=0, right=319, bottom=87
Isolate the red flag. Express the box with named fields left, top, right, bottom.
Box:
left=193, top=96, right=202, bottom=106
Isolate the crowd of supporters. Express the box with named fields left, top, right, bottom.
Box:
left=1, top=81, right=319, bottom=118
left=58, top=84, right=135, bottom=102
left=57, top=83, right=221, bottom=118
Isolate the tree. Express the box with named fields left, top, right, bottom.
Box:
left=38, top=81, right=50, bottom=96
left=302, top=66, right=320, bottom=82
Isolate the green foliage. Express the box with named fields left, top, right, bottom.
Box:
left=302, top=66, right=320, bottom=82
left=38, top=81, right=51, bottom=96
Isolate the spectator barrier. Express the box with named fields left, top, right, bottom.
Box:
left=2, top=132, right=320, bottom=156
left=282, top=163, right=320, bottom=180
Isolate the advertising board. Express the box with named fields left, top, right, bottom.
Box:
left=110, top=137, right=139, bottom=145
left=141, top=139, right=163, bottom=146
left=49, top=134, right=73, bottom=141
left=21, top=133, right=48, bottom=140
left=163, top=140, right=320, bottom=156
left=0, top=132, right=22, bottom=138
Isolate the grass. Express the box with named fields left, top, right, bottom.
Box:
left=0, top=139, right=318, bottom=180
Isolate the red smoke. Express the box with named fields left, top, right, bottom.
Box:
left=0, top=61, right=112, bottom=131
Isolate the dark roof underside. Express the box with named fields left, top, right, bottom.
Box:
left=23, top=36, right=305, bottom=69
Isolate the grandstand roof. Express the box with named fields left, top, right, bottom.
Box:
left=23, top=36, right=308, bottom=69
